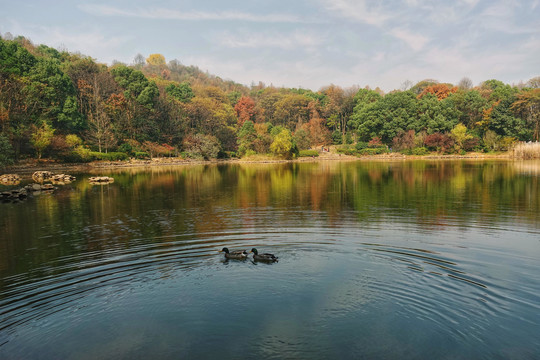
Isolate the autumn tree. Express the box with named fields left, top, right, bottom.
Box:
left=417, top=83, right=458, bottom=100
left=450, top=123, right=472, bottom=151
left=234, top=96, right=256, bottom=126
left=146, top=53, right=166, bottom=66
left=512, top=88, right=540, bottom=141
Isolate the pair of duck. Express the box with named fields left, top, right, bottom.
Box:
left=221, top=247, right=278, bottom=262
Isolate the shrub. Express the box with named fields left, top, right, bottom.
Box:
left=183, top=134, right=221, bottom=160
left=62, top=151, right=88, bottom=163
left=299, top=150, right=319, bottom=157
left=355, top=142, right=368, bottom=151
left=74, top=145, right=93, bottom=161
left=424, top=133, right=455, bottom=153
left=336, top=147, right=357, bottom=155
left=95, top=152, right=129, bottom=161
left=392, top=130, right=416, bottom=151
left=367, top=136, right=384, bottom=148
left=359, top=148, right=389, bottom=155
left=118, top=143, right=134, bottom=155
left=463, top=137, right=481, bottom=152
left=65, top=134, right=83, bottom=148
left=135, top=152, right=150, bottom=159
left=412, top=147, right=429, bottom=155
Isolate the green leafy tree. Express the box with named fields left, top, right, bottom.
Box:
left=237, top=120, right=257, bottom=155
left=165, top=82, right=194, bottom=103
left=31, top=122, right=55, bottom=159
left=270, top=128, right=294, bottom=158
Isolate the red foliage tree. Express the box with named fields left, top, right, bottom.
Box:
left=424, top=133, right=455, bottom=153
left=234, top=96, right=256, bottom=126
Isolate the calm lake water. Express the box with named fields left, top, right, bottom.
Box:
left=1, top=160, right=539, bottom=359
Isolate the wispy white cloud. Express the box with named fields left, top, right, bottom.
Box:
left=321, top=0, right=393, bottom=26
left=79, top=4, right=306, bottom=23
left=215, top=31, right=322, bottom=50
left=5, top=20, right=131, bottom=63
left=388, top=28, right=429, bottom=51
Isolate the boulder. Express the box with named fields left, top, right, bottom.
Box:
left=89, top=176, right=114, bottom=184
left=32, top=171, right=54, bottom=183
left=51, top=174, right=76, bottom=184
left=0, top=174, right=21, bottom=186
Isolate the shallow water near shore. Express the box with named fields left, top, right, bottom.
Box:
left=1, top=160, right=539, bottom=359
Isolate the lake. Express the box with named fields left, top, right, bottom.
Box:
left=1, top=160, right=539, bottom=359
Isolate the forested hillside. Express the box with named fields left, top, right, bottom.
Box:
left=1, top=34, right=539, bottom=166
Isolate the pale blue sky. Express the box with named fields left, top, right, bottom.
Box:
left=1, top=0, right=538, bottom=91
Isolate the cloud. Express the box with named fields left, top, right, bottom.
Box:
left=215, top=31, right=322, bottom=50
left=4, top=20, right=131, bottom=63
left=388, top=29, right=429, bottom=51
left=321, top=0, right=393, bottom=26
left=79, top=4, right=306, bottom=23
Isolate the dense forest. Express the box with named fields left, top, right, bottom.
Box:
left=1, top=34, right=539, bottom=167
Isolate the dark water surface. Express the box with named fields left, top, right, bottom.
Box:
left=1, top=160, right=539, bottom=359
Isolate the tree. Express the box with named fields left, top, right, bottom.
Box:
left=133, top=53, right=145, bottom=68
left=165, top=82, right=194, bottom=103
left=271, top=93, right=311, bottom=130
left=526, top=76, right=540, bottom=89
left=234, top=96, right=256, bottom=126
left=512, top=89, right=540, bottom=141
left=450, top=123, right=472, bottom=151
left=458, top=77, right=473, bottom=90
left=392, top=130, right=415, bottom=151
left=0, top=134, right=14, bottom=167
left=146, top=53, right=166, bottom=66
left=237, top=120, right=257, bottom=155
left=452, top=89, right=487, bottom=130
left=417, top=83, right=458, bottom=100
left=87, top=105, right=115, bottom=153
left=270, top=128, right=294, bottom=158
left=293, top=128, right=311, bottom=150
left=424, top=133, right=454, bottom=153
left=31, top=122, right=54, bottom=159
left=182, top=133, right=221, bottom=159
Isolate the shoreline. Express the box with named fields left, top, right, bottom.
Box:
left=1, top=152, right=517, bottom=178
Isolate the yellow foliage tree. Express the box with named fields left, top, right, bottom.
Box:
left=146, top=53, right=166, bottom=66
left=451, top=123, right=472, bottom=150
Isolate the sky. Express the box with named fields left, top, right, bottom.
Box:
left=1, top=0, right=539, bottom=92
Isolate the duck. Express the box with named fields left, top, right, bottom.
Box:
left=251, top=248, right=278, bottom=262
left=221, top=247, right=248, bottom=260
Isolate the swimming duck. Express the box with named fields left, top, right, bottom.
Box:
left=251, top=248, right=278, bottom=262
left=221, top=247, right=248, bottom=260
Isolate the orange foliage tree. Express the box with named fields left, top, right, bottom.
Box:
left=417, top=84, right=458, bottom=100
